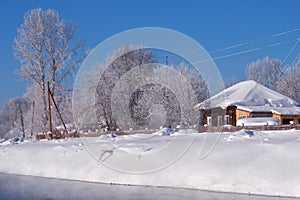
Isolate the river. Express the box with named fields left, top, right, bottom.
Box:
left=0, top=173, right=298, bottom=200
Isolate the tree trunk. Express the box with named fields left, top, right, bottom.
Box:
left=47, top=82, right=53, bottom=135
left=19, top=101, right=25, bottom=139
left=30, top=101, right=35, bottom=137
left=41, top=82, right=48, bottom=132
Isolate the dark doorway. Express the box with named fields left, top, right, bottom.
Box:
left=283, top=119, right=293, bottom=125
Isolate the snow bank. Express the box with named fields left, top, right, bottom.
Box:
left=225, top=129, right=269, bottom=142
left=237, top=117, right=280, bottom=126
left=1, top=130, right=300, bottom=197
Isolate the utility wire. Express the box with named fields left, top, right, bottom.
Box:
left=192, top=38, right=299, bottom=64
left=209, top=27, right=300, bottom=54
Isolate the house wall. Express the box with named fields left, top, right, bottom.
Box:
left=201, top=107, right=300, bottom=126
left=272, top=113, right=281, bottom=124
left=202, top=106, right=236, bottom=126
left=211, top=107, right=226, bottom=127
left=202, top=107, right=226, bottom=127
left=272, top=113, right=300, bottom=125
left=236, top=109, right=251, bottom=122
left=236, top=109, right=273, bottom=123
left=250, top=112, right=272, bottom=118
left=201, top=109, right=209, bottom=126
left=227, top=106, right=236, bottom=125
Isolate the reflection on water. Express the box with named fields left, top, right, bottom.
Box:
left=0, top=173, right=297, bottom=200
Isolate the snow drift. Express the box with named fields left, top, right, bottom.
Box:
left=1, top=129, right=300, bottom=197
left=237, top=117, right=280, bottom=126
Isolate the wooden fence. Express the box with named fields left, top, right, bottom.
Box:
left=36, top=124, right=300, bottom=140
left=198, top=124, right=300, bottom=133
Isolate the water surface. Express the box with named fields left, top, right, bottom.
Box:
left=0, top=173, right=298, bottom=200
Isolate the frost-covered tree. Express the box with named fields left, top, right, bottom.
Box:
left=14, top=8, right=86, bottom=132
left=73, top=45, right=156, bottom=131
left=0, top=97, right=29, bottom=139
left=0, top=107, right=10, bottom=138
left=94, top=45, right=156, bottom=130
left=130, top=63, right=207, bottom=128
left=22, top=83, right=73, bottom=135
left=176, top=62, right=209, bottom=103
left=246, top=57, right=282, bottom=90
left=277, top=59, right=300, bottom=102
left=224, top=76, right=238, bottom=88
left=0, top=110, right=10, bottom=138
left=76, top=46, right=208, bottom=131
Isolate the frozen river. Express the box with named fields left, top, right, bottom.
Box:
left=0, top=173, right=298, bottom=200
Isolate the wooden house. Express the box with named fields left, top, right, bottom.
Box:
left=197, top=80, right=300, bottom=126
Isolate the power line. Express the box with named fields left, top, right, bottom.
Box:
left=193, top=48, right=259, bottom=64
left=192, top=38, right=299, bottom=64
left=281, top=40, right=300, bottom=65
left=271, top=28, right=300, bottom=38
left=258, top=40, right=300, bottom=89
left=208, top=27, right=300, bottom=55
left=290, top=52, right=300, bottom=66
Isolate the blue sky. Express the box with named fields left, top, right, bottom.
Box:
left=0, top=0, right=300, bottom=108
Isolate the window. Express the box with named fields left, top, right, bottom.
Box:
left=238, top=115, right=247, bottom=120
left=283, top=119, right=293, bottom=125
left=217, top=115, right=222, bottom=127
left=224, top=115, right=229, bottom=125
left=207, top=117, right=212, bottom=127
left=251, top=113, right=272, bottom=118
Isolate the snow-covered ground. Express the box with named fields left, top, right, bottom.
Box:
left=1, top=129, right=300, bottom=197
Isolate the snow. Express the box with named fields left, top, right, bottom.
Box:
left=237, top=105, right=272, bottom=112
left=197, top=80, right=299, bottom=109
left=271, top=107, right=300, bottom=115
left=55, top=123, right=74, bottom=130
left=237, top=117, right=280, bottom=126
left=225, top=129, right=269, bottom=142
left=1, top=129, right=300, bottom=197
left=55, top=123, right=77, bottom=134
left=237, top=106, right=300, bottom=116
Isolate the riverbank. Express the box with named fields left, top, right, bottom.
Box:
left=1, top=129, right=300, bottom=197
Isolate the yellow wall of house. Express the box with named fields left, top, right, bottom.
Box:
left=272, top=113, right=282, bottom=124
left=219, top=108, right=300, bottom=126
left=272, top=113, right=300, bottom=125
left=236, top=109, right=251, bottom=122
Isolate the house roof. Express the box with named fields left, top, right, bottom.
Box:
left=196, top=80, right=300, bottom=109
left=237, top=105, right=300, bottom=115
left=271, top=107, right=300, bottom=115
left=237, top=105, right=272, bottom=113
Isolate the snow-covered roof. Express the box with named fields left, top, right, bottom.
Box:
left=237, top=106, right=272, bottom=113
left=271, top=107, right=300, bottom=115
left=237, top=105, right=300, bottom=115
left=197, top=80, right=300, bottom=109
